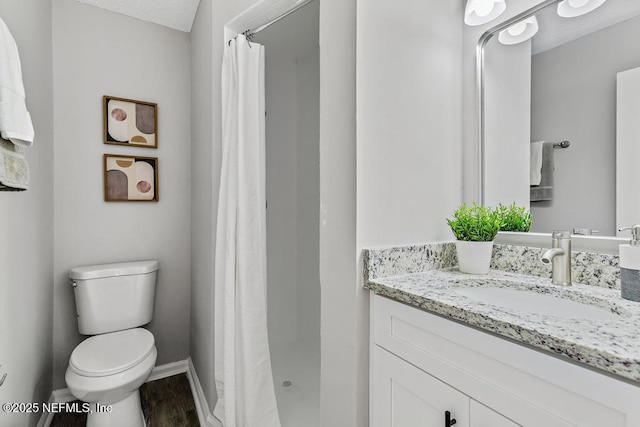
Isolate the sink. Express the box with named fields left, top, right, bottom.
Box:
left=454, top=286, right=623, bottom=321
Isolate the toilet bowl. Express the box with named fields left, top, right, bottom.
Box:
left=66, top=260, right=159, bottom=427
left=65, top=328, right=157, bottom=427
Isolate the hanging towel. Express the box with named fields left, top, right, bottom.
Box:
left=0, top=137, right=29, bottom=191
left=0, top=17, right=34, bottom=147
left=530, top=141, right=554, bottom=202
left=530, top=140, right=543, bottom=185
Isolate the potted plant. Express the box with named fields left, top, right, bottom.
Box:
left=447, top=203, right=500, bottom=274
left=496, top=203, right=532, bottom=232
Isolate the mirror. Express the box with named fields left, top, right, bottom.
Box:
left=479, top=0, right=640, bottom=238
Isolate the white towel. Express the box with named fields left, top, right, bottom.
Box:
left=530, top=140, right=543, bottom=185
left=0, top=137, right=29, bottom=190
left=0, top=17, right=34, bottom=147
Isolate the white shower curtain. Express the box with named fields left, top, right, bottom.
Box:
left=214, top=34, right=281, bottom=427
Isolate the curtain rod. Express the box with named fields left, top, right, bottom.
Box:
left=245, top=0, right=315, bottom=36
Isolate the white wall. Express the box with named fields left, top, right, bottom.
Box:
left=52, top=0, right=191, bottom=389
left=357, top=0, right=464, bottom=247
left=296, top=51, right=321, bottom=345
left=0, top=1, right=54, bottom=425
left=484, top=39, right=531, bottom=208
left=317, top=0, right=358, bottom=424
left=356, top=2, right=463, bottom=426
left=264, top=55, right=301, bottom=344
left=190, top=0, right=217, bottom=410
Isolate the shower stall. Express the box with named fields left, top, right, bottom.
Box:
left=253, top=2, right=320, bottom=425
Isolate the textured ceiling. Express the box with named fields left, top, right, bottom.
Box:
left=75, top=0, right=200, bottom=33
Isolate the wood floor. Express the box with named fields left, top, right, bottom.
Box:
left=50, top=373, right=200, bottom=427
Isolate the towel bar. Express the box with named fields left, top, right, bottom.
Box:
left=553, top=140, right=570, bottom=148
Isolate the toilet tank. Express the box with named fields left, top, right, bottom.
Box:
left=69, top=260, right=159, bottom=335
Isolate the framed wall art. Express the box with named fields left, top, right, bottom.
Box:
left=103, top=95, right=157, bottom=148
left=104, top=154, right=158, bottom=202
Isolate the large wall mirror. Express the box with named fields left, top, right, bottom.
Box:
left=479, top=0, right=640, bottom=239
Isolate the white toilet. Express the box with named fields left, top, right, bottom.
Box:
left=65, top=260, right=159, bottom=427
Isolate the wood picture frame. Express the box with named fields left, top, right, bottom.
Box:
left=103, top=154, right=159, bottom=202
left=103, top=95, right=158, bottom=148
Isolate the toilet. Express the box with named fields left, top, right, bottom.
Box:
left=65, top=260, right=159, bottom=427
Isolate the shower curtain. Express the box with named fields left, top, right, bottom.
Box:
left=214, top=34, right=281, bottom=427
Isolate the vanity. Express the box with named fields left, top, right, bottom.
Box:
left=364, top=242, right=640, bottom=426
left=365, top=0, right=640, bottom=423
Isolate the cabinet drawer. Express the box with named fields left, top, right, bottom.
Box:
left=371, top=294, right=634, bottom=426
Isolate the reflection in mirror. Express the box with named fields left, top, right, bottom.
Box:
left=480, top=0, right=640, bottom=237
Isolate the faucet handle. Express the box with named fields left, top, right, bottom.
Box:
left=619, top=225, right=640, bottom=247
left=572, top=228, right=600, bottom=236
left=552, top=230, right=571, bottom=239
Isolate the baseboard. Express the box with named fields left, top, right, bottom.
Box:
left=38, top=388, right=78, bottom=427
left=36, top=392, right=56, bottom=427
left=147, top=359, right=188, bottom=382
left=50, top=387, right=76, bottom=404
left=39, top=359, right=194, bottom=427
left=187, top=358, right=223, bottom=427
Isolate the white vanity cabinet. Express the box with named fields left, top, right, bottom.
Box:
left=372, top=345, right=517, bottom=427
left=370, top=294, right=640, bottom=426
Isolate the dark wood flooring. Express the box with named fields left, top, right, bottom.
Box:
left=50, top=373, right=200, bottom=427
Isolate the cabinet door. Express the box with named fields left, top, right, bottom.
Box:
left=371, top=345, right=469, bottom=427
left=470, top=400, right=520, bottom=427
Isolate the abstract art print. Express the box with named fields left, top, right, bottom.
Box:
left=104, top=154, right=158, bottom=202
left=103, top=96, right=157, bottom=148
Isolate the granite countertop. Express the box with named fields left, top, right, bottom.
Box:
left=363, top=243, right=640, bottom=384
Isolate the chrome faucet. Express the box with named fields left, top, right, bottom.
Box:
left=541, top=230, right=572, bottom=286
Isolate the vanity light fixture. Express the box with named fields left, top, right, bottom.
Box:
left=557, top=0, right=607, bottom=18
left=498, top=16, right=539, bottom=45
left=464, top=0, right=506, bottom=26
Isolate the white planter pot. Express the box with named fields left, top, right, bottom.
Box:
left=455, top=240, right=494, bottom=275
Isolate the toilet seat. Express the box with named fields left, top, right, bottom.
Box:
left=69, top=328, right=155, bottom=377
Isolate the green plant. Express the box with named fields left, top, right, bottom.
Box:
left=446, top=203, right=501, bottom=242
left=496, top=203, right=532, bottom=232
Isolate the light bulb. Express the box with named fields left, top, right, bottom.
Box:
left=557, top=0, right=607, bottom=18
left=508, top=21, right=527, bottom=36
left=464, top=0, right=506, bottom=26
left=473, top=0, right=494, bottom=17
left=498, top=16, right=539, bottom=45
left=568, top=0, right=590, bottom=7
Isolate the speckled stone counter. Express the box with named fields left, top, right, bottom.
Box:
left=363, top=242, right=640, bottom=383
left=364, top=242, right=620, bottom=288
left=491, top=244, right=620, bottom=289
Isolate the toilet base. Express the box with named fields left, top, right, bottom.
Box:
left=86, top=389, right=145, bottom=427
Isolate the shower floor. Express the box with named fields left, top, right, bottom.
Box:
left=270, top=339, right=320, bottom=427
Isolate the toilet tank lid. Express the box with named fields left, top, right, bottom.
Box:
left=69, top=260, right=159, bottom=280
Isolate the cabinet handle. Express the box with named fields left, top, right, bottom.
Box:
left=445, top=410, right=457, bottom=426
